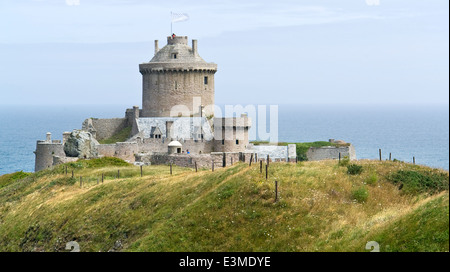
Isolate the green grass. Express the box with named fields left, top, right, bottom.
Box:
left=366, top=194, right=449, bottom=252
left=0, top=171, right=32, bottom=189
left=0, top=159, right=448, bottom=252
left=67, top=157, right=131, bottom=169
left=387, top=169, right=449, bottom=195
left=98, top=126, right=132, bottom=144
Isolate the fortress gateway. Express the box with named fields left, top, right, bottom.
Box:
left=34, top=35, right=301, bottom=172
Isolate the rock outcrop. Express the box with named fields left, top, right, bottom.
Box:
left=64, top=130, right=99, bottom=158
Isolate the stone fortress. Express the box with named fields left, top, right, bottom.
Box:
left=34, top=35, right=356, bottom=172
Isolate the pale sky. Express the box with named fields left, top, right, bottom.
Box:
left=0, top=0, right=448, bottom=106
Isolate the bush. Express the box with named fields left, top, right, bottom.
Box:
left=347, top=164, right=363, bottom=175
left=297, top=154, right=308, bottom=162
left=365, top=173, right=378, bottom=186
left=388, top=170, right=449, bottom=195
left=338, top=156, right=350, bottom=167
left=351, top=187, right=369, bottom=203
left=67, top=157, right=130, bottom=169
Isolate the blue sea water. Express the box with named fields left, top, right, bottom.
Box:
left=0, top=104, right=448, bottom=176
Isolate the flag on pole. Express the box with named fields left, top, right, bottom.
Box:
left=171, top=12, right=189, bottom=23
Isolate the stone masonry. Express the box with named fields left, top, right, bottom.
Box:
left=35, top=34, right=300, bottom=172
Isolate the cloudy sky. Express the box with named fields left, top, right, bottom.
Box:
left=0, top=0, right=448, bottom=106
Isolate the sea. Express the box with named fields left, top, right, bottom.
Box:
left=0, top=104, right=448, bottom=176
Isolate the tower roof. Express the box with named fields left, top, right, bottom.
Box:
left=150, top=36, right=206, bottom=63
left=140, top=35, right=217, bottom=72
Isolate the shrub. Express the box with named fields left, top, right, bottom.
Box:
left=347, top=164, right=363, bottom=175
left=388, top=170, right=449, bottom=195
left=338, top=156, right=350, bottom=167
left=297, top=154, right=308, bottom=162
left=365, top=173, right=378, bottom=186
left=67, top=157, right=129, bottom=169
left=351, top=187, right=369, bottom=203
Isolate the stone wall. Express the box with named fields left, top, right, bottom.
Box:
left=53, top=156, right=78, bottom=166
left=96, top=142, right=138, bottom=162
left=141, top=70, right=216, bottom=118
left=306, top=144, right=356, bottom=161
left=135, top=151, right=255, bottom=169
left=85, top=118, right=128, bottom=140
left=248, top=145, right=290, bottom=161
left=136, top=153, right=214, bottom=169
left=96, top=144, right=117, bottom=157
left=179, top=139, right=214, bottom=154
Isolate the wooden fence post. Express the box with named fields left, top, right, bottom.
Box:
left=212, top=161, right=214, bottom=172
left=170, top=163, right=173, bottom=175
left=249, top=154, right=253, bottom=166
left=65, top=166, right=68, bottom=176
left=265, top=164, right=268, bottom=180
left=389, top=153, right=392, bottom=161
left=195, top=161, right=198, bottom=172
left=275, top=180, right=278, bottom=202
left=260, top=160, right=263, bottom=173
left=140, top=165, right=143, bottom=177
left=80, top=176, right=82, bottom=188
left=339, top=152, right=341, bottom=163
left=102, top=173, right=104, bottom=184
left=72, top=170, right=74, bottom=178
left=379, top=149, right=382, bottom=161
left=413, top=156, right=415, bottom=165
left=267, top=155, right=270, bottom=167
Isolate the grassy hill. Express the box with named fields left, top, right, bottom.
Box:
left=0, top=158, right=448, bottom=252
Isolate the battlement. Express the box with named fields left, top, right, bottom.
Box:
left=37, top=140, right=61, bottom=144
left=36, top=133, right=63, bottom=145
left=167, top=35, right=188, bottom=45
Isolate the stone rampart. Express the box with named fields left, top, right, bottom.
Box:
left=84, top=118, right=128, bottom=140
left=306, top=144, right=356, bottom=161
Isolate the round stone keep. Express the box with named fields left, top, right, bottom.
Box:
left=139, top=36, right=217, bottom=118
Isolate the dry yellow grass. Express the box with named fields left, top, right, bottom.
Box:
left=0, top=159, right=448, bottom=252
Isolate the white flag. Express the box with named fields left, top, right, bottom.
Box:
left=171, top=12, right=189, bottom=23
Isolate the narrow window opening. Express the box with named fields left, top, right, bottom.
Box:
left=204, top=76, right=208, bottom=85
left=236, top=140, right=239, bottom=145
left=172, top=53, right=177, bottom=59
left=222, top=139, right=225, bottom=145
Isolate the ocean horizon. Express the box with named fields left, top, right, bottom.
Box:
left=0, top=103, right=448, bottom=176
